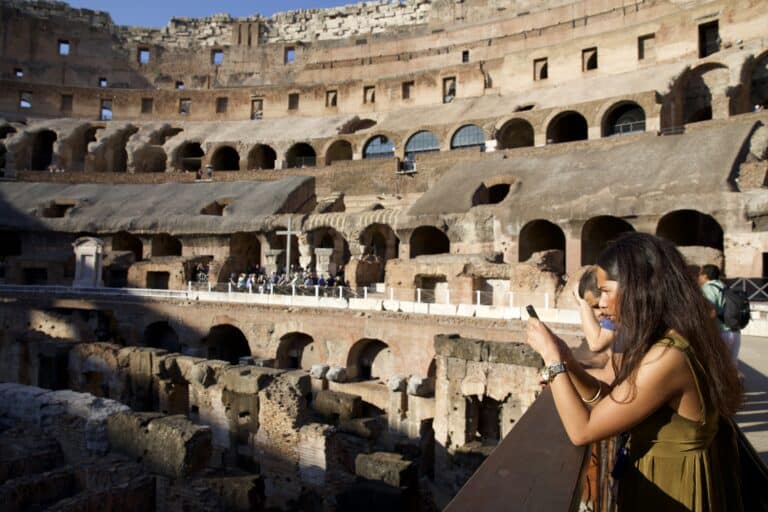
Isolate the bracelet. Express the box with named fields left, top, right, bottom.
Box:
left=582, top=385, right=602, bottom=404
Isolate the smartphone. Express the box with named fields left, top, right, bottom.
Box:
left=526, top=304, right=539, bottom=319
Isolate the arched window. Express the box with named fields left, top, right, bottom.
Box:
left=547, top=112, right=588, bottom=144
left=683, top=64, right=729, bottom=124
left=451, top=125, right=485, bottom=150
left=30, top=130, right=57, bottom=170
left=496, top=119, right=534, bottom=149
left=325, top=140, right=353, bottom=165
left=751, top=52, right=768, bottom=109
left=178, top=142, right=204, bottom=171
left=211, top=145, right=240, bottom=171
left=204, top=324, right=250, bottom=364
left=248, top=144, right=276, bottom=170
left=581, top=216, right=635, bottom=265
left=656, top=210, right=723, bottom=251
left=519, top=220, right=565, bottom=262
left=404, top=131, right=440, bottom=160
left=276, top=332, right=318, bottom=369
left=363, top=135, right=395, bottom=159
left=410, top=226, right=449, bottom=257
left=152, top=233, right=182, bottom=257
left=603, top=103, right=646, bottom=137
left=346, top=338, right=393, bottom=381
left=285, top=143, right=316, bottom=168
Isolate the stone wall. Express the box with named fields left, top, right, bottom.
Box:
left=432, top=334, right=543, bottom=497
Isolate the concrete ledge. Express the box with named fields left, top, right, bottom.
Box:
left=383, top=299, right=401, bottom=312
left=456, top=304, right=477, bottom=317
left=349, top=298, right=383, bottom=311
left=429, top=304, right=458, bottom=316
left=319, top=297, right=349, bottom=308
left=291, top=295, right=321, bottom=307
left=474, top=305, right=509, bottom=319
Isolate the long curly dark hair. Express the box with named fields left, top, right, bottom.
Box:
left=597, top=232, right=743, bottom=418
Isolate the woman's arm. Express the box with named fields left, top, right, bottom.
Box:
left=528, top=319, right=689, bottom=445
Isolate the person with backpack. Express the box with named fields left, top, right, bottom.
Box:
left=698, top=264, right=749, bottom=365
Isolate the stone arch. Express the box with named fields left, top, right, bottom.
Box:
left=362, top=134, right=395, bottom=159
left=210, top=145, right=240, bottom=171
left=601, top=101, right=646, bottom=137
left=276, top=332, right=319, bottom=369
left=546, top=111, right=588, bottom=144
left=112, top=231, right=143, bottom=261
left=450, top=124, right=485, bottom=150
left=177, top=142, right=204, bottom=171
left=142, top=148, right=167, bottom=173
left=656, top=209, right=723, bottom=251
left=30, top=130, right=57, bottom=170
left=247, top=144, right=277, bottom=170
left=71, top=126, right=99, bottom=171
left=581, top=216, right=635, bottom=265
left=496, top=118, right=534, bottom=149
left=325, top=139, right=353, bottom=165
left=683, top=63, right=729, bottom=123
left=308, top=226, right=350, bottom=274
left=518, top=220, right=565, bottom=262
left=751, top=50, right=768, bottom=109
left=285, top=143, right=316, bottom=168
left=346, top=338, right=393, bottom=381
left=360, top=223, right=399, bottom=261
left=404, top=130, right=440, bottom=160
left=410, top=226, right=450, bottom=258
left=152, top=233, right=182, bottom=257
left=219, top=232, right=261, bottom=278
left=203, top=324, right=251, bottom=364
left=143, top=321, right=180, bottom=353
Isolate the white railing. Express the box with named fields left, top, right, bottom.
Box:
left=0, top=283, right=564, bottom=323
left=2, top=283, right=766, bottom=335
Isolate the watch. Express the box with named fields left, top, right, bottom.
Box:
left=541, top=361, right=567, bottom=383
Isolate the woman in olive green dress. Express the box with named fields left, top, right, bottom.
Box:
left=525, top=233, right=743, bottom=511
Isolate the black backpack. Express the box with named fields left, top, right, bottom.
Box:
left=715, top=283, right=751, bottom=330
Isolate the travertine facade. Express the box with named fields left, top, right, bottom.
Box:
left=0, top=0, right=767, bottom=509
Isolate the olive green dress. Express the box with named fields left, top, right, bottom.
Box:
left=616, top=334, right=742, bottom=512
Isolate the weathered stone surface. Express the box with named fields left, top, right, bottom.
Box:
left=106, top=411, right=212, bottom=478
left=355, top=452, right=417, bottom=488
left=339, top=416, right=383, bottom=439
left=310, top=364, right=329, bottom=379
left=326, top=365, right=348, bottom=383
left=202, top=474, right=264, bottom=512
left=220, top=365, right=281, bottom=394
left=387, top=376, right=408, bottom=392
left=0, top=425, right=62, bottom=484
left=282, top=369, right=311, bottom=396
left=434, top=335, right=542, bottom=368
left=407, top=375, right=434, bottom=397
left=312, top=390, right=361, bottom=421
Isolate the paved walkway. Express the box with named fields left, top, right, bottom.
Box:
left=736, top=335, right=768, bottom=465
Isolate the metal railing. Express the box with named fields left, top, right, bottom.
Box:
left=726, top=278, right=768, bottom=302
left=608, top=120, right=646, bottom=136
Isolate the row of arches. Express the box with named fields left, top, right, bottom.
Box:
left=518, top=209, right=724, bottom=265
left=106, top=208, right=722, bottom=275
left=21, top=100, right=648, bottom=173
left=143, top=323, right=399, bottom=382
left=15, top=51, right=768, bottom=173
